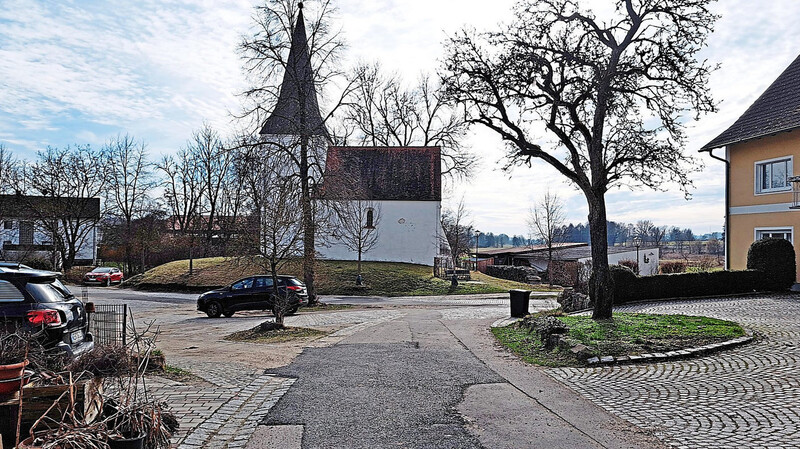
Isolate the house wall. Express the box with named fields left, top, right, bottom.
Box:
left=728, top=130, right=800, bottom=280
left=0, top=219, right=97, bottom=265
left=603, top=248, right=660, bottom=276
left=318, top=200, right=441, bottom=266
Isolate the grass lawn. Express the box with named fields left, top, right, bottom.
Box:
left=225, top=323, right=328, bottom=344
left=493, top=312, right=746, bottom=367
left=135, top=257, right=561, bottom=297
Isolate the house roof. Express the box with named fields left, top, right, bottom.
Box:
left=322, top=146, right=441, bottom=201
left=475, top=243, right=587, bottom=257
left=259, top=3, right=327, bottom=137
left=521, top=245, right=643, bottom=262
left=0, top=195, right=100, bottom=220
left=702, top=53, right=800, bottom=151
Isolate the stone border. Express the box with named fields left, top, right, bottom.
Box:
left=490, top=316, right=756, bottom=366
left=585, top=330, right=755, bottom=366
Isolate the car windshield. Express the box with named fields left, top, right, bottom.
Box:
left=92, top=267, right=113, bottom=273
left=25, top=279, right=74, bottom=303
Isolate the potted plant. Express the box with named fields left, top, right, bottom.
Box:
left=0, top=332, right=31, bottom=397
left=104, top=400, right=178, bottom=449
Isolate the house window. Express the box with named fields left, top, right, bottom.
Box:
left=365, top=208, right=374, bottom=229
left=19, top=221, right=33, bottom=245
left=3, top=221, right=11, bottom=230
left=756, top=157, right=792, bottom=193
left=755, top=228, right=793, bottom=244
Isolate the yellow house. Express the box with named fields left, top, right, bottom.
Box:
left=702, top=54, right=800, bottom=280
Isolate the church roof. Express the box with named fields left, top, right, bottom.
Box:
left=259, top=3, right=327, bottom=137
left=322, top=147, right=441, bottom=201
left=702, top=53, right=800, bottom=150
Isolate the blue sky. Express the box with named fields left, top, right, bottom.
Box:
left=2, top=0, right=800, bottom=236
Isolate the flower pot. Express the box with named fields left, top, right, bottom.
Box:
left=16, top=435, right=44, bottom=449
left=0, top=370, right=33, bottom=395
left=109, top=431, right=146, bottom=449
left=0, top=360, right=29, bottom=381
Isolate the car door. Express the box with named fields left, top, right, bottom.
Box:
left=227, top=277, right=256, bottom=311
left=111, top=268, right=122, bottom=283
left=249, top=277, right=275, bottom=311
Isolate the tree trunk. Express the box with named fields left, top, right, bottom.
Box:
left=300, top=136, right=317, bottom=304
left=587, top=192, right=614, bottom=319
left=357, top=250, right=362, bottom=276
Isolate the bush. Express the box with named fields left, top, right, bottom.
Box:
left=660, top=261, right=687, bottom=274
left=23, top=257, right=54, bottom=271
left=485, top=265, right=542, bottom=284
left=747, top=238, right=796, bottom=291
left=613, top=269, right=765, bottom=304
left=618, top=259, right=639, bottom=273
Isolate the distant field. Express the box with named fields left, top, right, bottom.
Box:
left=133, top=257, right=561, bottom=297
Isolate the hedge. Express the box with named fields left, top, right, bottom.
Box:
left=611, top=265, right=765, bottom=303
left=485, top=265, right=542, bottom=284
left=747, top=238, right=796, bottom=291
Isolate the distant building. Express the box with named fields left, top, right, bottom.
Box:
left=319, top=146, right=444, bottom=266
left=0, top=194, right=100, bottom=267
left=701, top=53, right=800, bottom=280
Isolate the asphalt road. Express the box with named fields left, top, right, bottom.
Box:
left=263, top=309, right=503, bottom=449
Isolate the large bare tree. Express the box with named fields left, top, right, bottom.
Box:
left=442, top=0, right=718, bottom=318
left=344, top=63, right=475, bottom=178
left=239, top=0, right=349, bottom=304
left=440, top=199, right=473, bottom=267
left=158, top=148, right=203, bottom=273
left=528, top=190, right=566, bottom=282
left=104, top=134, right=155, bottom=274
left=331, top=198, right=380, bottom=280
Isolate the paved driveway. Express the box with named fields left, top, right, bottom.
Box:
left=548, top=294, right=800, bottom=449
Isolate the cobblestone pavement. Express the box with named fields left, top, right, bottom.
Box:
left=547, top=294, right=800, bottom=449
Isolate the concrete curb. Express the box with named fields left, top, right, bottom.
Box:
left=585, top=330, right=755, bottom=366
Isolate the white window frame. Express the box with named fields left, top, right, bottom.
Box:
left=754, top=226, right=794, bottom=244
left=754, top=156, right=793, bottom=195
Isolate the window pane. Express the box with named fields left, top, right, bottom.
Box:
left=772, top=161, right=787, bottom=189
left=761, top=163, right=770, bottom=190
left=0, top=280, right=24, bottom=302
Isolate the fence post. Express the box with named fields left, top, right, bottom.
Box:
left=122, top=304, right=128, bottom=347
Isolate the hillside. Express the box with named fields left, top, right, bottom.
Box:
left=133, top=257, right=560, bottom=297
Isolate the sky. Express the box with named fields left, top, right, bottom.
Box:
left=1, top=0, right=800, bottom=236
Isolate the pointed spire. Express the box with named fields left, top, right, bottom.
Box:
left=259, top=2, right=327, bottom=137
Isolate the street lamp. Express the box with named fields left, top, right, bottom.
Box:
left=474, top=230, right=481, bottom=272
left=632, top=236, right=642, bottom=275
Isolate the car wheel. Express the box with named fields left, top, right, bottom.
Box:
left=206, top=301, right=223, bottom=318
left=223, top=311, right=234, bottom=318
left=105, top=278, right=111, bottom=287
left=118, top=277, right=124, bottom=285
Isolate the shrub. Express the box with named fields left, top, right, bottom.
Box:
left=660, top=261, right=687, bottom=274
left=23, top=257, right=54, bottom=271
left=609, top=264, right=637, bottom=303
left=485, top=265, right=542, bottom=284
left=747, top=238, right=796, bottom=291
left=612, top=269, right=765, bottom=303
left=618, top=259, right=639, bottom=273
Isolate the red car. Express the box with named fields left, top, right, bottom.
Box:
left=82, top=267, right=124, bottom=286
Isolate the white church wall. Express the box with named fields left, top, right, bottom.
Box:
left=319, top=200, right=441, bottom=266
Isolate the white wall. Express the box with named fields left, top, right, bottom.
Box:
left=0, top=219, right=96, bottom=263
left=581, top=247, right=660, bottom=276
left=318, top=200, right=441, bottom=266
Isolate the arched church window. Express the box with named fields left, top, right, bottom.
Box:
left=365, top=208, right=374, bottom=229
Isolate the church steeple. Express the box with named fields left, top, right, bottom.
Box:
left=259, top=2, right=327, bottom=137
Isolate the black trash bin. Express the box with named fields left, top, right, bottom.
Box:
left=509, top=289, right=532, bottom=318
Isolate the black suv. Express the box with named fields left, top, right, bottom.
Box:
left=197, top=275, right=308, bottom=318
left=0, top=265, right=94, bottom=357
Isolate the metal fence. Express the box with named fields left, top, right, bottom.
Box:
left=89, top=304, right=128, bottom=346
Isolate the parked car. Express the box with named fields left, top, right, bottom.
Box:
left=83, top=267, right=124, bottom=286
left=0, top=265, right=94, bottom=357
left=197, top=275, right=308, bottom=318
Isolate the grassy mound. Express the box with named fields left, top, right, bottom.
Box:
left=225, top=324, right=328, bottom=344
left=493, top=312, right=746, bottom=367
left=134, top=257, right=561, bottom=296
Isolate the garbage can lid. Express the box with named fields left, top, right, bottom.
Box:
left=509, top=289, right=530, bottom=293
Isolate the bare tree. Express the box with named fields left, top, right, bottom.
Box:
left=528, top=190, right=566, bottom=282
left=185, top=124, right=234, bottom=255
left=19, top=146, right=107, bottom=269
left=0, top=144, right=17, bottom=194
left=239, top=0, right=350, bottom=304
left=158, top=149, right=202, bottom=274
left=104, top=135, right=155, bottom=274
left=236, top=145, right=304, bottom=327
left=344, top=63, right=475, bottom=178
left=331, top=198, right=380, bottom=280
left=441, top=199, right=473, bottom=267
left=442, top=0, right=717, bottom=319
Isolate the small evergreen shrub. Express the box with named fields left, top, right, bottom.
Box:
left=609, top=264, right=637, bottom=303
left=660, top=261, right=687, bottom=274
left=747, top=238, right=796, bottom=291
left=618, top=259, right=639, bottom=273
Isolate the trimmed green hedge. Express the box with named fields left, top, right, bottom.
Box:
left=747, top=238, right=796, bottom=291
left=612, top=265, right=765, bottom=303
